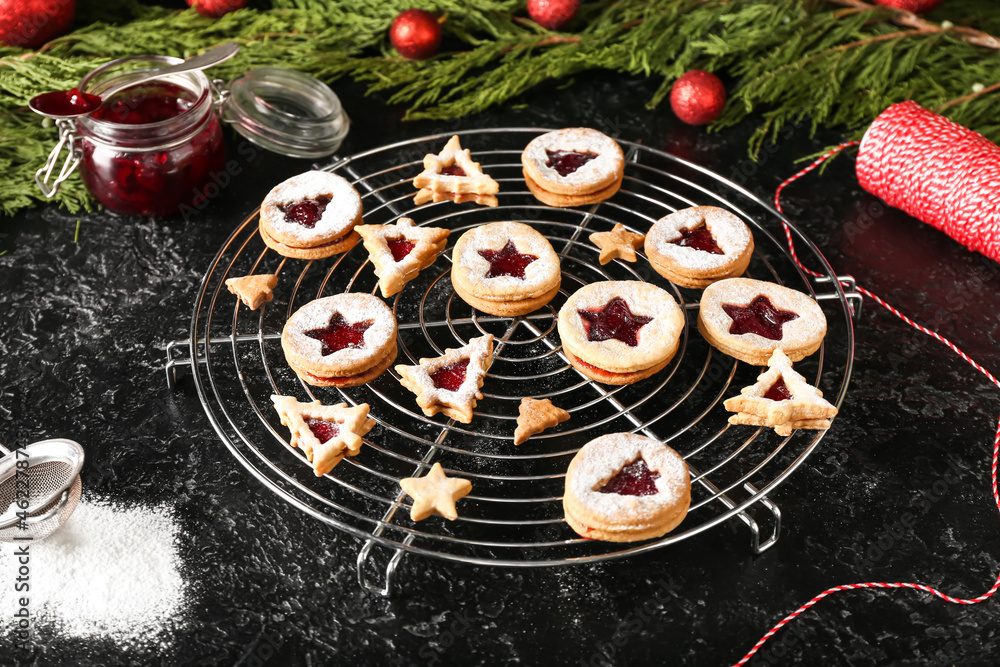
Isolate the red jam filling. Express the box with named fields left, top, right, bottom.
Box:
left=545, top=149, right=598, bottom=177
left=387, top=237, right=416, bottom=262
left=578, top=297, right=653, bottom=347
left=430, top=359, right=469, bottom=392
left=598, top=458, right=661, bottom=497
left=764, top=376, right=793, bottom=401
left=440, top=164, right=467, bottom=177
left=79, top=81, right=225, bottom=217
left=722, top=295, right=799, bottom=341
left=671, top=225, right=724, bottom=255
left=478, top=240, right=537, bottom=279
left=261, top=227, right=353, bottom=250
left=31, top=87, right=103, bottom=116
left=303, top=313, right=373, bottom=356
left=298, top=369, right=364, bottom=386
left=279, top=195, right=332, bottom=229
left=90, top=83, right=194, bottom=124
left=305, top=418, right=340, bottom=443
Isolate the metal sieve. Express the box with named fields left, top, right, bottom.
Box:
left=0, top=439, right=84, bottom=542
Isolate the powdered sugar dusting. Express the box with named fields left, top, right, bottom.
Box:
left=454, top=222, right=560, bottom=297
left=399, top=334, right=494, bottom=408
left=648, top=206, right=752, bottom=270
left=262, top=171, right=362, bottom=242
left=524, top=128, right=624, bottom=188
left=283, top=294, right=396, bottom=365
left=699, top=278, right=827, bottom=350
left=0, top=497, right=186, bottom=645
left=567, top=433, right=688, bottom=528
left=557, top=281, right=685, bottom=373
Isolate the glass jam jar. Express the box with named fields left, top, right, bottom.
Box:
left=76, top=55, right=225, bottom=217
left=37, top=54, right=350, bottom=217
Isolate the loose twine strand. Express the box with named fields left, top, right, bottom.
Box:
left=733, top=138, right=1000, bottom=666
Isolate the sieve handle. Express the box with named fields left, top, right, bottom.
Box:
left=0, top=443, right=8, bottom=456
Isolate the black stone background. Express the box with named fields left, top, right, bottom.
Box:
left=2, top=68, right=1000, bottom=667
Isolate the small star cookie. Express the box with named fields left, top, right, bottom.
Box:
left=226, top=274, right=279, bottom=310
left=270, top=395, right=376, bottom=476
left=514, top=398, right=570, bottom=445
left=589, top=224, right=645, bottom=265
left=399, top=462, right=472, bottom=521
left=723, top=349, right=838, bottom=436
left=395, top=334, right=494, bottom=423
left=355, top=218, right=450, bottom=297
left=413, top=135, right=499, bottom=207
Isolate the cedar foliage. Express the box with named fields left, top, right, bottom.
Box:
left=1, top=0, right=998, bottom=216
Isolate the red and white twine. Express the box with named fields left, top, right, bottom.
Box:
left=735, top=103, right=1000, bottom=666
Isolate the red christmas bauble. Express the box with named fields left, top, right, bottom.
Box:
left=669, top=70, right=727, bottom=126
left=0, top=0, right=75, bottom=49
left=187, top=0, right=246, bottom=19
left=872, top=0, right=944, bottom=12
left=390, top=9, right=441, bottom=60
left=527, top=0, right=579, bottom=30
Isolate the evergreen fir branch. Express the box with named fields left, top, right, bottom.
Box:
left=2, top=0, right=1000, bottom=217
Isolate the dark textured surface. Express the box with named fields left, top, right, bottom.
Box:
left=2, top=72, right=1000, bottom=667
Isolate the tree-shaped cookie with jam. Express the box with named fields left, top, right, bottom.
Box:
left=355, top=218, right=450, bottom=297
left=412, top=135, right=499, bottom=207
left=270, top=395, right=376, bottom=476
left=723, top=349, right=838, bottom=436
left=395, top=334, right=494, bottom=423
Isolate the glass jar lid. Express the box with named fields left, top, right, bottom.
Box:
left=220, top=67, right=349, bottom=159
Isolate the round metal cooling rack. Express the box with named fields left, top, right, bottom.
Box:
left=165, top=128, right=861, bottom=596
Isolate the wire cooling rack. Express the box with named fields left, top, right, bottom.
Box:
left=165, top=128, right=860, bottom=596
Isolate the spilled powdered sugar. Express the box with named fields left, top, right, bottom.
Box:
left=0, top=497, right=186, bottom=646
left=524, top=128, right=624, bottom=188
left=282, top=293, right=396, bottom=365
left=648, top=206, right=753, bottom=270
left=261, top=170, right=362, bottom=242
left=568, top=433, right=688, bottom=528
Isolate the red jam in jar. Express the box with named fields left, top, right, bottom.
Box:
left=77, top=57, right=226, bottom=217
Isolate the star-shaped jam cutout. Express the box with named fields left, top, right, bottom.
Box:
left=671, top=225, right=724, bottom=255
left=545, top=149, right=598, bottom=177
left=478, top=240, right=537, bottom=279
left=722, top=295, right=799, bottom=341
left=598, top=458, right=661, bottom=497
left=303, top=312, right=373, bottom=356
left=578, top=297, right=653, bottom=347
left=278, top=195, right=331, bottom=228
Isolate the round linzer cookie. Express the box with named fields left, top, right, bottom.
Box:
left=451, top=221, right=561, bottom=317
left=521, top=128, right=625, bottom=207
left=281, top=294, right=397, bottom=387
left=260, top=171, right=363, bottom=259
left=557, top=281, right=685, bottom=385
left=563, top=433, right=691, bottom=543
left=645, top=206, right=754, bottom=288
left=697, top=278, right=827, bottom=365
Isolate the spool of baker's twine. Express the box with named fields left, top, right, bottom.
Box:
left=735, top=102, right=1000, bottom=666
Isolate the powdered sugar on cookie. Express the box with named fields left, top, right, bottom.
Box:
left=282, top=294, right=396, bottom=366
left=261, top=171, right=362, bottom=243
left=454, top=221, right=560, bottom=297
left=648, top=207, right=752, bottom=271
left=524, top=128, right=624, bottom=189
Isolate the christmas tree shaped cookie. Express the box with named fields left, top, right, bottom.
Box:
left=412, top=135, right=499, bottom=207
left=395, top=334, right=494, bottom=423
left=226, top=274, right=279, bottom=310
left=514, top=398, right=570, bottom=445
left=723, top=349, right=838, bottom=436
left=355, top=218, right=450, bottom=297
left=270, top=395, right=376, bottom=476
